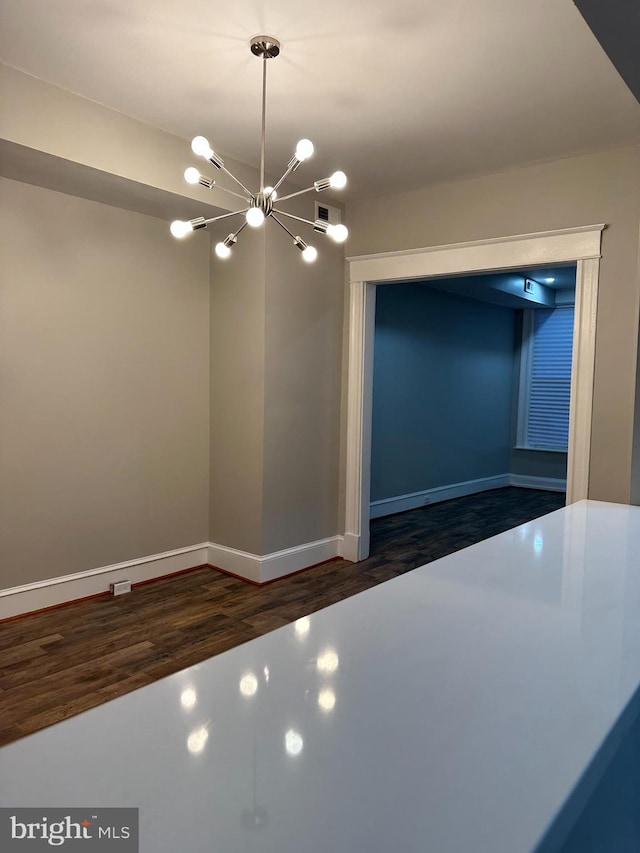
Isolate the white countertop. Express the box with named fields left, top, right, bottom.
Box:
left=2, top=500, right=640, bottom=852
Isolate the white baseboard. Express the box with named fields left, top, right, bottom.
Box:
left=206, top=543, right=262, bottom=583
left=370, top=473, right=568, bottom=519
left=509, top=474, right=567, bottom=492
left=0, top=543, right=210, bottom=621
left=0, top=536, right=346, bottom=620
left=370, top=475, right=511, bottom=519
left=208, top=536, right=343, bottom=584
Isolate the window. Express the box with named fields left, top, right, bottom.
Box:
left=517, top=306, right=574, bottom=452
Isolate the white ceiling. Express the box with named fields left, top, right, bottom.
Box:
left=1, top=0, right=639, bottom=200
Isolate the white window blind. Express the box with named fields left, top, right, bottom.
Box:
left=518, top=306, right=574, bottom=452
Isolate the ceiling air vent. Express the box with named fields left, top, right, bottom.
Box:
left=315, top=201, right=342, bottom=226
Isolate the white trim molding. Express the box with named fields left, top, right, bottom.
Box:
left=345, top=225, right=604, bottom=561
left=208, top=536, right=343, bottom=584
left=344, top=282, right=376, bottom=562
left=566, top=258, right=599, bottom=504
left=0, top=543, right=210, bottom=621
left=370, top=475, right=511, bottom=519
left=347, top=225, right=604, bottom=284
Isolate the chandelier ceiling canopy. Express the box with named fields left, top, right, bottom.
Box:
left=170, top=35, right=348, bottom=263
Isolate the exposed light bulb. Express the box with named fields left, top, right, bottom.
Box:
left=263, top=186, right=278, bottom=200
left=545, top=277, right=556, bottom=283
left=170, top=220, right=193, bottom=239
left=302, top=245, right=318, bottom=263
left=327, top=223, right=348, bottom=243
left=215, top=242, right=232, bottom=259
left=184, top=167, right=201, bottom=185
left=329, top=171, right=347, bottom=189
left=295, top=138, right=314, bottom=161
left=191, top=135, right=213, bottom=158
left=246, top=207, right=265, bottom=228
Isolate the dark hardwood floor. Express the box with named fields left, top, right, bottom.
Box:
left=0, top=487, right=564, bottom=746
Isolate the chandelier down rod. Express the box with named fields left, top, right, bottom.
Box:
left=170, top=35, right=348, bottom=262
left=260, top=43, right=267, bottom=192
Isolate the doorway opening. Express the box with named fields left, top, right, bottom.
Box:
left=370, top=265, right=575, bottom=521
left=343, top=226, right=603, bottom=562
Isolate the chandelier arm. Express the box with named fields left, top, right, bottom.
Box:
left=232, top=220, right=249, bottom=239
left=219, top=164, right=255, bottom=200
left=271, top=215, right=298, bottom=241
left=215, top=185, right=252, bottom=202
left=275, top=186, right=316, bottom=203
left=260, top=56, right=267, bottom=193
left=272, top=208, right=317, bottom=229
left=270, top=163, right=299, bottom=196
left=202, top=208, right=249, bottom=227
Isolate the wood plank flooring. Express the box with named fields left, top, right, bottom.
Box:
left=0, top=487, right=564, bottom=746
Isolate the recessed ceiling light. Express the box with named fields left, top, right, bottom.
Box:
left=544, top=277, right=555, bottom=284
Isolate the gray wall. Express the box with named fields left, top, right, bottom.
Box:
left=262, top=221, right=344, bottom=554
left=209, top=195, right=345, bottom=557
left=209, top=226, right=266, bottom=556
left=371, top=285, right=515, bottom=501
left=0, top=178, right=210, bottom=588
left=347, top=145, right=640, bottom=504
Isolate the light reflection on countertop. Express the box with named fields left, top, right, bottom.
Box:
left=318, top=688, right=336, bottom=713
left=1, top=501, right=640, bottom=853
left=294, top=616, right=311, bottom=638
left=316, top=648, right=339, bottom=674
left=284, top=729, right=304, bottom=757
left=186, top=724, right=209, bottom=755
left=180, top=687, right=197, bottom=711
left=239, top=671, right=259, bottom=698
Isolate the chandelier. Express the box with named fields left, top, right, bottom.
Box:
left=170, top=35, right=348, bottom=262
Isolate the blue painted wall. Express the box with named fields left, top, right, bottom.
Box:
left=371, top=284, right=516, bottom=502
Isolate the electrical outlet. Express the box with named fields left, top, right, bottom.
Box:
left=110, top=580, right=132, bottom=596
left=524, top=278, right=535, bottom=294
